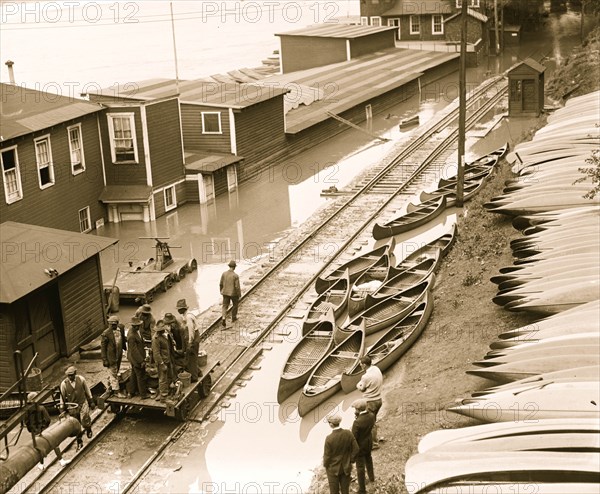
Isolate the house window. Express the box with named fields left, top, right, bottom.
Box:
left=164, top=185, right=177, bottom=212
left=107, top=113, right=138, bottom=163
left=68, top=124, right=85, bottom=174
left=410, top=15, right=420, bottom=34
left=370, top=16, right=381, bottom=27
left=432, top=15, right=444, bottom=34
left=202, top=112, right=222, bottom=134
left=1, top=146, right=23, bottom=204
left=456, top=0, right=480, bottom=7
left=79, top=206, right=91, bottom=233
left=360, top=16, right=368, bottom=26
left=387, top=18, right=400, bottom=39
left=34, top=135, right=55, bottom=189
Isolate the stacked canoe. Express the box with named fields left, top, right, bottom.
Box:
left=405, top=90, right=600, bottom=493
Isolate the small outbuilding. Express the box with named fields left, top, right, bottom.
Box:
left=507, top=58, right=545, bottom=117
left=0, top=222, right=117, bottom=390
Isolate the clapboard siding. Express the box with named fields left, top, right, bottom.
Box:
left=0, top=113, right=106, bottom=232
left=235, top=97, right=287, bottom=182
left=59, top=257, right=106, bottom=354
left=180, top=104, right=231, bottom=152
left=185, top=178, right=200, bottom=202
left=0, top=307, right=15, bottom=389
left=146, top=99, right=185, bottom=187
left=100, top=107, right=148, bottom=186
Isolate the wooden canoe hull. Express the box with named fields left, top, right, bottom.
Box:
left=302, top=271, right=350, bottom=335
left=372, top=196, right=446, bottom=240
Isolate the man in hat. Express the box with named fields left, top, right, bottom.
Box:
left=351, top=399, right=376, bottom=494
left=152, top=321, right=173, bottom=401
left=135, top=304, right=155, bottom=343
left=59, top=366, right=95, bottom=449
left=101, top=315, right=127, bottom=397
left=219, top=260, right=241, bottom=327
left=127, top=317, right=149, bottom=399
left=176, top=299, right=200, bottom=382
left=164, top=312, right=187, bottom=373
left=356, top=356, right=383, bottom=448
left=26, top=392, right=72, bottom=468
left=323, top=413, right=359, bottom=494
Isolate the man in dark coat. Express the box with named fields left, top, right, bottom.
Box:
left=101, top=315, right=127, bottom=397
left=126, top=317, right=149, bottom=399
left=164, top=312, right=187, bottom=374
left=152, top=321, right=173, bottom=401
left=135, top=304, right=155, bottom=343
left=351, top=399, right=376, bottom=494
left=219, top=260, right=241, bottom=327
left=323, top=414, right=359, bottom=494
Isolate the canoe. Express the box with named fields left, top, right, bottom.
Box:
left=494, top=325, right=600, bottom=347
left=340, top=292, right=433, bottom=393
left=346, top=260, right=391, bottom=317
left=297, top=324, right=365, bottom=417
left=439, top=143, right=508, bottom=183
left=399, top=222, right=457, bottom=266
left=348, top=257, right=436, bottom=317
left=418, top=418, right=600, bottom=453
left=420, top=177, right=486, bottom=207
left=405, top=450, right=600, bottom=492
left=372, top=195, right=446, bottom=240
left=473, top=345, right=597, bottom=366
left=489, top=332, right=599, bottom=351
left=302, top=270, right=350, bottom=334
left=427, top=483, right=600, bottom=494
left=277, top=307, right=336, bottom=404
left=466, top=355, right=600, bottom=383
left=334, top=276, right=432, bottom=345
left=448, top=382, right=600, bottom=422
left=314, top=237, right=395, bottom=295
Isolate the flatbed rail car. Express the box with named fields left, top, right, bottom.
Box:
left=97, top=358, right=220, bottom=421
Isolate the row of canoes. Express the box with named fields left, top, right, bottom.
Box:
left=405, top=90, right=600, bottom=493
left=372, top=144, right=508, bottom=240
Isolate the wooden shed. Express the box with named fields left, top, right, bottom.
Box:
left=508, top=58, right=545, bottom=117
left=0, top=222, right=117, bottom=390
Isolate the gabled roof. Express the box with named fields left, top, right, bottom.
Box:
left=0, top=222, right=117, bottom=304
left=0, top=83, right=103, bottom=142
left=85, top=79, right=289, bottom=110
left=275, top=24, right=398, bottom=38
left=510, top=57, right=546, bottom=74
left=444, top=8, right=489, bottom=23
left=383, top=0, right=453, bottom=16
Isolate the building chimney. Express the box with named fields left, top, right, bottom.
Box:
left=5, top=60, right=15, bottom=84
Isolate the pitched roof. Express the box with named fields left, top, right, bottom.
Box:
left=184, top=150, right=243, bottom=173
left=383, top=0, right=453, bottom=16
left=85, top=79, right=289, bottom=109
left=0, top=83, right=103, bottom=142
left=515, top=57, right=546, bottom=74
left=444, top=8, right=489, bottom=23
left=98, top=185, right=153, bottom=203
left=0, top=222, right=117, bottom=304
left=275, top=24, right=398, bottom=38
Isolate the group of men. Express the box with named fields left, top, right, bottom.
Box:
left=323, top=356, right=383, bottom=494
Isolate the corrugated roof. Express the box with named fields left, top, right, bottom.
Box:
left=276, top=24, right=398, bottom=38
left=86, top=79, right=289, bottom=109
left=98, top=185, right=153, bottom=203
left=1, top=83, right=103, bottom=142
left=0, top=222, right=117, bottom=304
left=184, top=150, right=243, bottom=173
left=444, top=8, right=489, bottom=23
left=384, top=0, right=453, bottom=15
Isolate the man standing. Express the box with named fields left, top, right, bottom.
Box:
left=152, top=321, right=173, bottom=402
left=59, top=366, right=95, bottom=449
left=101, top=315, right=127, bottom=397
left=219, top=260, right=241, bottom=327
left=127, top=317, right=149, bottom=399
left=135, top=304, right=155, bottom=343
left=356, top=356, right=383, bottom=449
left=351, top=399, right=376, bottom=494
left=176, top=299, right=200, bottom=382
left=164, top=312, right=187, bottom=373
left=322, top=414, right=359, bottom=494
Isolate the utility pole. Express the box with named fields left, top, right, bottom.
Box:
left=494, top=0, right=500, bottom=55
left=170, top=2, right=180, bottom=93
left=456, top=0, right=468, bottom=207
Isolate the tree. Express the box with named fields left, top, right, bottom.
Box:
left=573, top=146, right=600, bottom=200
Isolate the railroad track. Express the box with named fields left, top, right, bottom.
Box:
left=28, top=75, right=508, bottom=493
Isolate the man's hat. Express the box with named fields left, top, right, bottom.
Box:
left=228, top=260, right=237, bottom=268
left=327, top=414, right=342, bottom=426
left=176, top=299, right=188, bottom=310
left=108, top=315, right=119, bottom=323
left=352, top=399, right=368, bottom=411
left=27, top=391, right=38, bottom=402
left=66, top=366, right=77, bottom=376
left=163, top=313, right=176, bottom=323
left=155, top=321, right=166, bottom=332
left=139, top=304, right=152, bottom=314
left=130, top=317, right=142, bottom=326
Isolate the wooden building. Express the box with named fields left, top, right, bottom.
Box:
left=85, top=80, right=288, bottom=204
left=275, top=24, right=398, bottom=73
left=0, top=222, right=116, bottom=390
left=81, top=92, right=186, bottom=223
left=0, top=83, right=106, bottom=233
left=507, top=58, right=546, bottom=117
left=444, top=8, right=490, bottom=65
